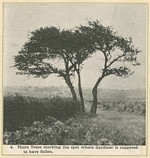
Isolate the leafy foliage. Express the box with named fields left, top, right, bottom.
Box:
left=78, top=20, right=141, bottom=114
left=13, top=21, right=141, bottom=114
left=3, top=114, right=145, bottom=145
left=14, top=27, right=94, bottom=79
left=4, top=94, right=80, bottom=131
left=14, top=27, right=61, bottom=78
left=14, top=26, right=95, bottom=108
left=79, top=20, right=141, bottom=78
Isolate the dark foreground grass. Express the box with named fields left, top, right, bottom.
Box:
left=3, top=95, right=145, bottom=145
left=4, top=110, right=145, bottom=145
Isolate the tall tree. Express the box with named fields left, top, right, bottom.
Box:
left=14, top=27, right=78, bottom=101
left=14, top=26, right=94, bottom=113
left=80, top=21, right=141, bottom=114
left=61, top=29, right=95, bottom=112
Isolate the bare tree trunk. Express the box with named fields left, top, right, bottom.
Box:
left=91, top=86, right=98, bottom=114
left=91, top=76, right=103, bottom=114
left=91, top=53, right=107, bottom=114
left=64, top=76, right=77, bottom=101
left=77, top=70, right=85, bottom=113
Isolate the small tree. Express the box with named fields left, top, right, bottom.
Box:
left=14, top=27, right=78, bottom=101
left=80, top=21, right=141, bottom=114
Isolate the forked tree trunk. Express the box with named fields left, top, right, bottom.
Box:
left=91, top=76, right=103, bottom=114
left=77, top=70, right=85, bottom=113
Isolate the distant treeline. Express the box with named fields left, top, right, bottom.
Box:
left=4, top=86, right=146, bottom=101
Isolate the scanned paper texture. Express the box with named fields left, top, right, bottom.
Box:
left=1, top=2, right=148, bottom=156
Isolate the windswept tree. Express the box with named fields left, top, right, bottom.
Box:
left=14, top=27, right=78, bottom=101
left=80, top=21, right=141, bottom=114
left=14, top=26, right=94, bottom=112
left=61, top=29, right=95, bottom=112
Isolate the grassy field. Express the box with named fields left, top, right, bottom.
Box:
left=3, top=89, right=146, bottom=145
left=74, top=109, right=145, bottom=145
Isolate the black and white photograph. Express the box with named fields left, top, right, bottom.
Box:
left=2, top=2, right=147, bottom=155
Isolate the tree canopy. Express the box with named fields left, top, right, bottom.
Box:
left=14, top=26, right=94, bottom=112
left=14, top=20, right=141, bottom=114
left=79, top=20, right=141, bottom=114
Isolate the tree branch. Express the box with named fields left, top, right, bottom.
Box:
left=106, top=54, right=124, bottom=68
left=104, top=66, right=134, bottom=78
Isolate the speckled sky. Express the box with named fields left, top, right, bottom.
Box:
left=3, top=3, right=147, bottom=89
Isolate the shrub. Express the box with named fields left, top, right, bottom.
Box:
left=4, top=94, right=79, bottom=131
left=3, top=116, right=83, bottom=145
left=3, top=115, right=145, bottom=145
left=98, top=100, right=146, bottom=115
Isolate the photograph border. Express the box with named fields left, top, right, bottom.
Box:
left=0, top=0, right=149, bottom=157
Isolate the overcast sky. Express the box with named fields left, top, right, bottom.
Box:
left=3, top=3, right=147, bottom=89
